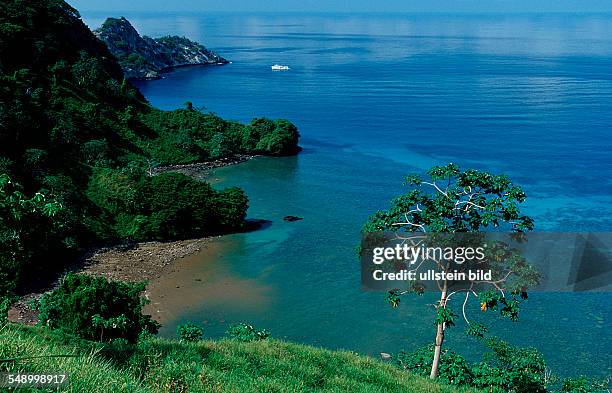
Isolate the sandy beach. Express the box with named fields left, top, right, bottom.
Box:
left=7, top=237, right=216, bottom=324
left=7, top=157, right=259, bottom=325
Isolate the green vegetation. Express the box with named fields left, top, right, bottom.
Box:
left=87, top=170, right=248, bottom=240
left=397, top=345, right=473, bottom=387
left=36, top=273, right=158, bottom=342
left=0, top=0, right=300, bottom=300
left=139, top=112, right=301, bottom=165
left=397, top=339, right=547, bottom=392
left=95, top=17, right=156, bottom=74
left=177, top=322, right=204, bottom=342
left=561, top=377, right=611, bottom=393
left=363, top=164, right=538, bottom=379
left=395, top=339, right=610, bottom=393
left=0, top=174, right=62, bottom=298
left=0, top=324, right=479, bottom=393
left=227, top=323, right=271, bottom=342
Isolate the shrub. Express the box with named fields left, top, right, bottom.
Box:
left=227, top=323, right=270, bottom=342
left=177, top=322, right=203, bottom=342
left=561, top=376, right=610, bottom=393
left=23, top=148, right=48, bottom=169
left=140, top=110, right=300, bottom=163
left=396, top=345, right=473, bottom=386
left=396, top=339, right=549, bottom=393
left=471, top=337, right=547, bottom=393
left=37, top=273, right=159, bottom=342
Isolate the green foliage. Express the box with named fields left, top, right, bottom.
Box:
left=227, top=323, right=270, bottom=342
left=208, top=133, right=232, bottom=158
left=37, top=273, right=159, bottom=342
left=136, top=172, right=218, bottom=239
left=385, top=289, right=402, bottom=308
left=177, top=322, right=203, bottom=342
left=363, top=164, right=538, bottom=379
left=363, top=163, right=533, bottom=234
left=81, top=139, right=112, bottom=167
left=396, top=346, right=473, bottom=386
left=87, top=170, right=248, bottom=240
left=86, top=167, right=142, bottom=217
left=465, top=322, right=488, bottom=339
left=471, top=337, right=547, bottom=393
left=396, top=339, right=551, bottom=393
left=0, top=295, right=14, bottom=325
left=138, top=110, right=301, bottom=165
left=23, top=148, right=48, bottom=170
left=0, top=0, right=299, bottom=299
left=214, top=187, right=249, bottom=229
left=561, top=376, right=610, bottom=393
left=478, top=289, right=526, bottom=322
left=0, top=174, right=62, bottom=297
left=253, top=118, right=301, bottom=156
left=435, top=306, right=457, bottom=328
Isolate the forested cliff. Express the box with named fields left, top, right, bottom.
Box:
left=0, top=0, right=300, bottom=298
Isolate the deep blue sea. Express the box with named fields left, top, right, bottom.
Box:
left=85, top=13, right=612, bottom=377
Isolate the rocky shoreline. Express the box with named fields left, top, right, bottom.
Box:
left=151, top=154, right=257, bottom=177
left=80, top=238, right=214, bottom=282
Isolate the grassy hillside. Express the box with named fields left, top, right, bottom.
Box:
left=0, top=324, right=479, bottom=392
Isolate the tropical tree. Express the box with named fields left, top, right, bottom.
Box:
left=362, top=163, right=539, bottom=379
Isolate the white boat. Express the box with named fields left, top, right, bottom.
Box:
left=271, top=64, right=290, bottom=71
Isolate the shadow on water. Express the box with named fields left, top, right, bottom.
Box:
left=244, top=218, right=273, bottom=232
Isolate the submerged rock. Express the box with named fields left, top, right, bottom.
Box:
left=283, top=215, right=303, bottom=222
left=94, top=17, right=228, bottom=80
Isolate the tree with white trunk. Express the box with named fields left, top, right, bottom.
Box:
left=362, top=163, right=539, bottom=379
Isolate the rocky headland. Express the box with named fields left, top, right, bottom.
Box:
left=94, top=17, right=228, bottom=79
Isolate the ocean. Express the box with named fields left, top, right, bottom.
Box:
left=84, top=12, right=612, bottom=377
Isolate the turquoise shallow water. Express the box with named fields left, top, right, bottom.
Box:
left=83, top=13, right=611, bottom=377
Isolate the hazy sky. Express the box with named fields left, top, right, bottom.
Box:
left=69, top=0, right=612, bottom=14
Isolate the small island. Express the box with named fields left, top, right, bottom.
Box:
left=94, top=17, right=228, bottom=79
